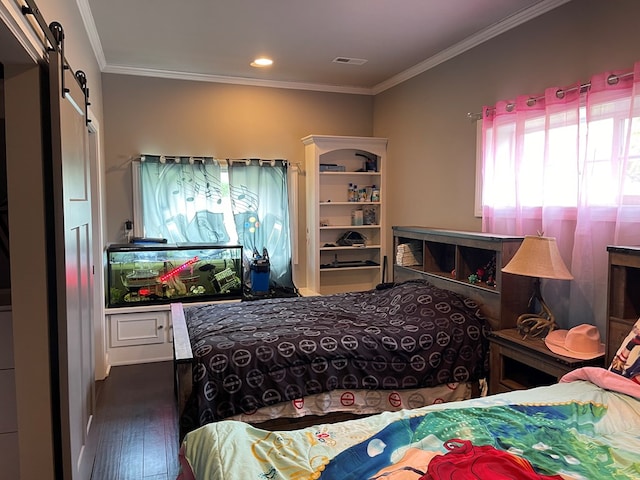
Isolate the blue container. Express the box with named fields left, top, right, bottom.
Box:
left=250, top=268, right=270, bottom=293
left=250, top=248, right=270, bottom=293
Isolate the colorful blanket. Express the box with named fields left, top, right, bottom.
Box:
left=178, top=368, right=640, bottom=479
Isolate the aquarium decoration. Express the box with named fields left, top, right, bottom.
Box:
left=160, top=256, right=199, bottom=282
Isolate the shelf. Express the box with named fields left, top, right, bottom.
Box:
left=607, top=261, right=640, bottom=318
left=320, top=202, right=381, bottom=206
left=393, top=227, right=532, bottom=331
left=304, top=135, right=387, bottom=295
left=395, top=265, right=500, bottom=294
left=320, top=225, right=380, bottom=229
left=606, top=246, right=640, bottom=365
left=609, top=315, right=640, bottom=323
left=320, top=257, right=380, bottom=268
left=500, top=357, right=557, bottom=390
left=320, top=245, right=381, bottom=251
left=320, top=265, right=380, bottom=271
left=320, top=171, right=381, bottom=176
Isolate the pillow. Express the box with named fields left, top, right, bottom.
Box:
left=609, top=318, right=640, bottom=384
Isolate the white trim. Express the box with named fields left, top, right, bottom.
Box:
left=298, top=287, right=320, bottom=297
left=288, top=163, right=300, bottom=265
left=474, top=120, right=483, bottom=218
left=75, top=0, right=107, bottom=70
left=102, top=64, right=373, bottom=95
left=87, top=109, right=109, bottom=381
left=0, top=2, right=45, bottom=63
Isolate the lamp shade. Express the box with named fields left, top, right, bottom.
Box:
left=501, top=235, right=573, bottom=280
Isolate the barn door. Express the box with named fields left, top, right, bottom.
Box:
left=48, top=46, right=96, bottom=479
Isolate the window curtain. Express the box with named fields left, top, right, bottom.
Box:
left=482, top=60, right=640, bottom=334
left=228, top=160, right=292, bottom=288
left=139, top=157, right=293, bottom=290
left=140, top=158, right=230, bottom=244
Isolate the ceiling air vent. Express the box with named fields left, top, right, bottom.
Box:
left=332, top=57, right=368, bottom=66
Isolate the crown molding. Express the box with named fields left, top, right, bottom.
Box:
left=102, top=64, right=374, bottom=95
left=76, top=0, right=106, bottom=69
left=82, top=0, right=570, bottom=96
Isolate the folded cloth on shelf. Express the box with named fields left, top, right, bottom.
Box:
left=396, top=242, right=423, bottom=266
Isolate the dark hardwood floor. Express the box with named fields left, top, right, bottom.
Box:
left=91, top=361, right=181, bottom=480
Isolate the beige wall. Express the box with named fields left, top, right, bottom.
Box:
left=102, top=0, right=640, bottom=290
left=374, top=0, right=640, bottom=251
left=101, top=74, right=373, bottom=283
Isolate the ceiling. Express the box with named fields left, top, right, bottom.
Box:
left=81, top=0, right=570, bottom=95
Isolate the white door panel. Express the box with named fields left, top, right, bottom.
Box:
left=50, top=50, right=96, bottom=480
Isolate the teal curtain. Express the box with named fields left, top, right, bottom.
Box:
left=139, top=157, right=293, bottom=289
left=228, top=160, right=292, bottom=288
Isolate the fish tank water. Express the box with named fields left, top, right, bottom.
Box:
left=106, top=243, right=243, bottom=307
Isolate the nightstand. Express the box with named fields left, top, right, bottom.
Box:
left=488, top=328, right=605, bottom=394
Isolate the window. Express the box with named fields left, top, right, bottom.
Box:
left=482, top=79, right=640, bottom=214
left=132, top=156, right=295, bottom=290
left=479, top=62, right=640, bottom=330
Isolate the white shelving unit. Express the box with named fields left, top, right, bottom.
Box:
left=302, top=135, right=388, bottom=295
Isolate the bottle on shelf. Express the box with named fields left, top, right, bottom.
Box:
left=351, top=209, right=364, bottom=226
left=371, top=185, right=380, bottom=202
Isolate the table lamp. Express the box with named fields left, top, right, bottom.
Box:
left=501, top=235, right=573, bottom=338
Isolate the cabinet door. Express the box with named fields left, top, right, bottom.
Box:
left=109, top=311, right=169, bottom=347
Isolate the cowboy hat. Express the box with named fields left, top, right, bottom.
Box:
left=544, top=324, right=605, bottom=360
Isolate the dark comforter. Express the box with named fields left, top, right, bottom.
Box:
left=181, top=279, right=489, bottom=431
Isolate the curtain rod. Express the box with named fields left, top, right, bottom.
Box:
left=467, top=70, right=635, bottom=122
left=137, top=155, right=294, bottom=167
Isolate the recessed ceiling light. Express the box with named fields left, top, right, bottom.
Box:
left=251, top=57, right=273, bottom=67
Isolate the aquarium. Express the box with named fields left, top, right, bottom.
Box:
left=106, top=243, right=243, bottom=307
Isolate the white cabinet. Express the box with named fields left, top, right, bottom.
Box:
left=106, top=307, right=172, bottom=365
left=302, top=135, right=388, bottom=295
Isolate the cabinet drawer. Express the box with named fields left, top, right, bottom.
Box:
left=109, top=311, right=169, bottom=347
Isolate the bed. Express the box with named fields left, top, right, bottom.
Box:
left=177, top=366, right=640, bottom=479
left=171, top=279, right=492, bottom=437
